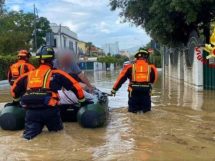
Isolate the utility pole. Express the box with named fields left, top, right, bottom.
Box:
left=0, top=0, right=5, bottom=14
left=59, top=24, right=62, bottom=48
left=33, top=4, right=37, bottom=51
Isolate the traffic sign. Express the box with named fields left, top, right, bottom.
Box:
left=148, top=48, right=154, bottom=53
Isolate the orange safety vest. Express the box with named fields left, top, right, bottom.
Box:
left=131, top=60, right=151, bottom=83
left=10, top=60, right=26, bottom=82
left=26, top=65, right=59, bottom=107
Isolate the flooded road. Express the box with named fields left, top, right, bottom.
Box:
left=0, top=70, right=215, bottom=161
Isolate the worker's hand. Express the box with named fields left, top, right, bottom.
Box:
left=5, top=100, right=21, bottom=107
left=88, top=86, right=94, bottom=93
left=80, top=101, right=88, bottom=107
left=13, top=100, right=21, bottom=106
left=111, top=90, right=116, bottom=97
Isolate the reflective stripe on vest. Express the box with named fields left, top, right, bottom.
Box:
left=10, top=62, right=27, bottom=84
left=26, top=66, right=59, bottom=107
left=43, top=69, right=52, bottom=88
left=131, top=60, right=151, bottom=82
left=11, top=63, right=24, bottom=77
left=19, top=64, right=24, bottom=75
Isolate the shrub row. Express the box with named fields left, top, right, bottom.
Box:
left=149, top=55, right=161, bottom=68
left=0, top=56, right=39, bottom=80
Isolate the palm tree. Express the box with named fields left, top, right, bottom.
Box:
left=85, top=42, right=92, bottom=57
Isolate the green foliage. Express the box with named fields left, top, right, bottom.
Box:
left=0, top=32, right=31, bottom=55
left=98, top=54, right=129, bottom=65
left=35, top=17, right=52, bottom=49
left=85, top=42, right=93, bottom=56
left=145, top=42, right=161, bottom=67
left=0, top=55, right=16, bottom=80
left=0, top=10, right=51, bottom=55
left=114, top=54, right=129, bottom=65
left=98, top=55, right=117, bottom=64
left=149, top=54, right=161, bottom=68
left=29, top=57, right=39, bottom=68
left=110, top=0, right=215, bottom=47
left=0, top=55, right=39, bottom=80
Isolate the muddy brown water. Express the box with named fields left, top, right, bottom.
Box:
left=0, top=70, right=215, bottom=161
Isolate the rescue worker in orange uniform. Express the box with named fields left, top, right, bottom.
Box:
left=8, top=50, right=35, bottom=85
left=11, top=46, right=85, bottom=140
left=111, top=49, right=158, bottom=113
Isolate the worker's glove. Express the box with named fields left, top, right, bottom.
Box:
left=80, top=101, right=88, bottom=107
left=12, top=100, right=21, bottom=107
left=111, top=89, right=116, bottom=97
left=79, top=98, right=88, bottom=107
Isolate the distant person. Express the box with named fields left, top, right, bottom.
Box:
left=8, top=50, right=35, bottom=85
left=111, top=49, right=158, bottom=113
left=11, top=46, right=85, bottom=140
left=53, top=49, right=94, bottom=93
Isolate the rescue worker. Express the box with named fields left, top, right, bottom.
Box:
left=8, top=50, right=35, bottom=86
left=111, top=49, right=158, bottom=113
left=11, top=46, right=85, bottom=140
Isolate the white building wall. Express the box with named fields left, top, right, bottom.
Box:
left=164, top=48, right=203, bottom=91
left=94, top=62, right=104, bottom=71
left=102, top=42, right=119, bottom=55
left=50, top=24, right=78, bottom=54
left=183, top=48, right=203, bottom=90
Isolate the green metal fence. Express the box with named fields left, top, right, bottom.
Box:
left=79, top=62, right=94, bottom=70
left=203, top=51, right=215, bottom=90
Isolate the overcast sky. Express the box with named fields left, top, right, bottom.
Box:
left=5, top=0, right=151, bottom=49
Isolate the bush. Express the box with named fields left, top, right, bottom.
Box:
left=149, top=55, right=161, bottom=68
left=0, top=55, right=39, bottom=80
left=97, top=54, right=129, bottom=66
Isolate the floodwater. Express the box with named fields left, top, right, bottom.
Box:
left=0, top=70, right=215, bottom=161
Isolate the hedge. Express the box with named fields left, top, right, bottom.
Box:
left=0, top=56, right=39, bottom=80
left=149, top=55, right=161, bottom=68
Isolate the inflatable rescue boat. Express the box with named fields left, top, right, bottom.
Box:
left=0, top=89, right=109, bottom=130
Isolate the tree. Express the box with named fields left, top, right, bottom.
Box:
left=98, top=54, right=129, bottom=66
left=35, top=17, right=52, bottom=49
left=114, top=54, right=129, bottom=65
left=0, top=11, right=51, bottom=55
left=110, top=0, right=215, bottom=47
left=85, top=42, right=92, bottom=56
left=0, top=0, right=4, bottom=15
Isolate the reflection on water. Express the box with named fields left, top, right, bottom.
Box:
left=91, top=111, right=134, bottom=161
left=161, top=76, right=204, bottom=111
left=0, top=70, right=215, bottom=161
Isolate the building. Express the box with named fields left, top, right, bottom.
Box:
left=90, top=46, right=104, bottom=56
left=50, top=23, right=78, bottom=54
left=78, top=57, right=114, bottom=71
left=102, top=42, right=119, bottom=55
left=78, top=41, right=104, bottom=57
left=78, top=40, right=88, bottom=56
left=119, top=50, right=130, bottom=58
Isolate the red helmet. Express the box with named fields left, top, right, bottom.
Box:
left=18, top=50, right=31, bottom=58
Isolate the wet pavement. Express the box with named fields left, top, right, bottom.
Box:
left=0, top=70, right=215, bottom=161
